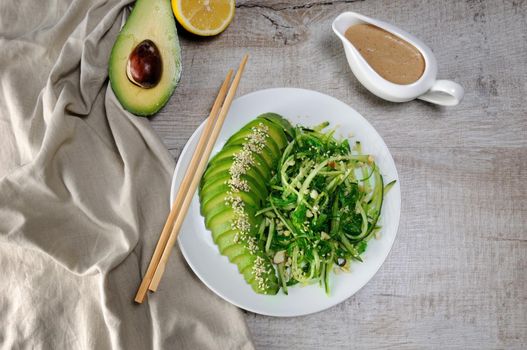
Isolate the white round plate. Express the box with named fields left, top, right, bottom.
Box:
left=170, top=88, right=401, bottom=317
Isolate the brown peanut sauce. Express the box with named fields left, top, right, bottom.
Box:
left=345, top=23, right=425, bottom=85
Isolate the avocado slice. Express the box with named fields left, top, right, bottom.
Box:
left=200, top=191, right=260, bottom=218
left=225, top=118, right=288, bottom=151
left=203, top=160, right=270, bottom=186
left=200, top=172, right=268, bottom=201
left=259, top=113, right=296, bottom=140
left=209, top=144, right=276, bottom=170
left=208, top=208, right=260, bottom=240
left=226, top=134, right=281, bottom=160
left=109, top=0, right=182, bottom=116
left=217, top=231, right=244, bottom=255
left=204, top=154, right=271, bottom=181
left=205, top=204, right=259, bottom=230
left=200, top=177, right=267, bottom=213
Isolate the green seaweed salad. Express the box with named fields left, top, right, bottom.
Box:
left=256, top=122, right=395, bottom=294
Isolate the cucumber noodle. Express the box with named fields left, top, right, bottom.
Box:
left=256, top=122, right=395, bottom=294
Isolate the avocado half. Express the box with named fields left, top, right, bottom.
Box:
left=109, top=0, right=182, bottom=116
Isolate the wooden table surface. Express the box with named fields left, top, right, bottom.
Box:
left=151, top=1, right=527, bottom=348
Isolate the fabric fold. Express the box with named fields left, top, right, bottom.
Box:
left=0, top=0, right=254, bottom=348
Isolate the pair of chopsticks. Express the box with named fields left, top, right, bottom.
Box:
left=134, top=54, right=249, bottom=304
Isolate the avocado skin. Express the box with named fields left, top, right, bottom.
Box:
left=109, top=0, right=182, bottom=116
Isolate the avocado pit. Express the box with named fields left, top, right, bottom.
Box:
left=126, top=39, right=163, bottom=89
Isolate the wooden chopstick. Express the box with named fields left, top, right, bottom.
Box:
left=134, top=69, right=234, bottom=304
left=148, top=54, right=249, bottom=292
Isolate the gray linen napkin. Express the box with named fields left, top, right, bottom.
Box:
left=0, top=0, right=254, bottom=348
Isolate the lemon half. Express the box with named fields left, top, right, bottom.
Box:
left=172, top=0, right=235, bottom=36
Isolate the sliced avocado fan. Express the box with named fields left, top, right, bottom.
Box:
left=109, top=0, right=182, bottom=116
left=199, top=114, right=294, bottom=295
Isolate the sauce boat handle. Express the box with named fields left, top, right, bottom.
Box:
left=417, top=80, right=464, bottom=106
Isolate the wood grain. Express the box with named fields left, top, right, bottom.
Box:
left=150, top=0, right=527, bottom=348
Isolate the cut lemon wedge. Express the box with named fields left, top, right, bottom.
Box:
left=172, top=0, right=235, bottom=36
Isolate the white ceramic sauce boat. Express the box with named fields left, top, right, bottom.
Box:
left=332, top=12, right=464, bottom=106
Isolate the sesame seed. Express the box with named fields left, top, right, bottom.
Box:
left=252, top=255, right=268, bottom=289
left=223, top=123, right=270, bottom=258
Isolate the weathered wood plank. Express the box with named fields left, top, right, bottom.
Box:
left=150, top=0, right=527, bottom=348
left=246, top=147, right=527, bottom=349
left=153, top=0, right=527, bottom=156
